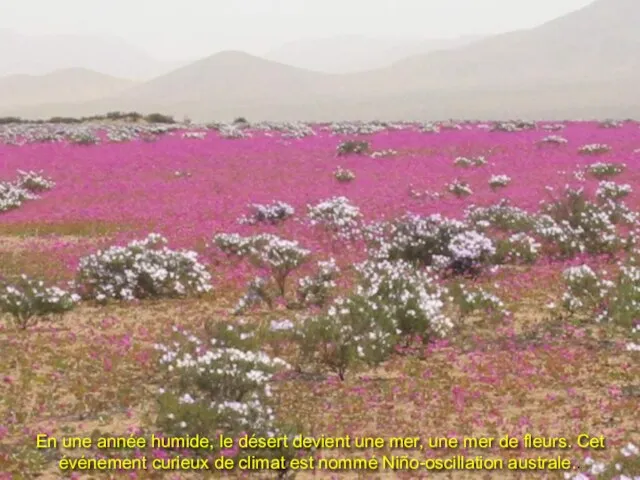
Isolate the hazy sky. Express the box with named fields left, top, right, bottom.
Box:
left=3, top=0, right=595, bottom=60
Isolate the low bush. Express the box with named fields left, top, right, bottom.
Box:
left=154, top=326, right=302, bottom=470
left=237, top=201, right=295, bottom=226
left=76, top=233, right=212, bottom=303
left=336, top=140, right=369, bottom=156
left=144, top=113, right=176, bottom=124
left=0, top=275, right=79, bottom=329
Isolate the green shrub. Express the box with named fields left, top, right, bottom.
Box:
left=336, top=140, right=370, bottom=156
left=144, top=113, right=176, bottom=124
left=295, top=295, right=397, bottom=380
left=0, top=275, right=79, bottom=330
left=154, top=326, right=302, bottom=470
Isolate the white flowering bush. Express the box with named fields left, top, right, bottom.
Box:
left=454, top=156, right=486, bottom=168
left=154, top=327, right=300, bottom=463
left=276, top=122, right=316, bottom=139
left=542, top=185, right=592, bottom=222
left=453, top=157, right=472, bottom=168
left=541, top=123, right=565, bottom=131
left=295, top=257, right=455, bottom=379
left=490, top=121, right=525, bottom=132
left=534, top=215, right=587, bottom=258
left=535, top=185, right=636, bottom=257
left=596, top=181, right=632, bottom=202
left=488, top=174, right=511, bottom=191
left=446, top=282, right=508, bottom=321
left=76, top=233, right=212, bottom=303
left=599, top=199, right=638, bottom=227
left=626, top=228, right=640, bottom=255
left=561, top=265, right=607, bottom=314
left=354, top=259, right=452, bottom=341
left=333, top=166, right=356, bottom=183
left=538, top=135, right=568, bottom=145
left=588, top=162, right=626, bottom=179
left=465, top=201, right=535, bottom=232
left=493, top=233, right=541, bottom=264
left=535, top=210, right=623, bottom=258
left=598, top=119, right=623, bottom=129
left=307, top=196, right=362, bottom=239
left=329, top=122, right=384, bottom=135
left=213, top=233, right=252, bottom=257
left=579, top=144, right=612, bottom=155
left=366, top=215, right=496, bottom=275
left=365, top=213, right=466, bottom=267
left=107, top=130, right=136, bottom=143
left=67, top=131, right=100, bottom=145
left=237, top=201, right=295, bottom=225
left=1, top=170, right=55, bottom=213
left=244, top=234, right=311, bottom=296
left=559, top=260, right=640, bottom=353
left=0, top=275, right=80, bottom=329
left=446, top=230, right=496, bottom=276
left=421, top=123, right=440, bottom=133
left=447, top=179, right=473, bottom=197
left=15, top=170, right=55, bottom=193
left=214, top=233, right=310, bottom=297
left=294, top=258, right=340, bottom=308
left=219, top=125, right=250, bottom=139
left=28, top=132, right=62, bottom=144
left=295, top=295, right=397, bottom=381
left=336, top=140, right=369, bottom=156
left=203, top=318, right=261, bottom=351
left=0, top=180, right=36, bottom=212
left=560, top=258, right=640, bottom=334
left=515, top=120, right=537, bottom=130
left=607, top=261, right=640, bottom=331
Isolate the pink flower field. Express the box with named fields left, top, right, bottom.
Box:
left=1, top=122, right=639, bottom=245
left=0, top=119, right=639, bottom=480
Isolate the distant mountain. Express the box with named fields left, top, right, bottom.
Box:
left=0, top=51, right=337, bottom=120
left=0, top=29, right=185, bottom=80
left=2, top=0, right=639, bottom=121
left=0, top=68, right=136, bottom=108
left=263, top=35, right=484, bottom=74
left=350, top=0, right=640, bottom=93
left=114, top=50, right=337, bottom=106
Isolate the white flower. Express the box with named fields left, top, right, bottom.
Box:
left=621, top=442, right=639, bottom=457
left=269, top=319, right=295, bottom=331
